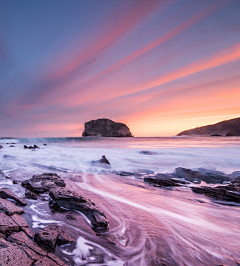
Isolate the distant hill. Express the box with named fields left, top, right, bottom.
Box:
left=177, top=117, right=240, bottom=136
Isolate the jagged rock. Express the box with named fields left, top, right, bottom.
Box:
left=144, top=174, right=182, bottom=187
left=91, top=155, right=110, bottom=165
left=22, top=173, right=65, bottom=193
left=0, top=145, right=3, bottom=149
left=0, top=213, right=19, bottom=233
left=35, top=223, right=60, bottom=249
left=57, top=229, right=74, bottom=245
left=0, top=233, right=6, bottom=239
left=191, top=186, right=240, bottom=203
left=174, top=167, right=230, bottom=184
left=24, top=144, right=40, bottom=149
left=139, top=151, right=158, bottom=155
left=0, top=188, right=27, bottom=206
left=0, top=198, right=24, bottom=215
left=82, top=118, right=133, bottom=137
left=0, top=238, right=33, bottom=266
left=25, top=190, right=38, bottom=200
left=177, top=117, right=240, bottom=136
left=49, top=187, right=109, bottom=230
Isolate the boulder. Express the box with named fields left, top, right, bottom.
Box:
left=91, top=155, right=110, bottom=165
left=0, top=145, right=3, bottom=149
left=0, top=188, right=27, bottom=206
left=22, top=173, right=65, bottom=193
left=35, top=223, right=60, bottom=249
left=0, top=198, right=24, bottom=216
left=82, top=118, right=133, bottom=137
left=49, top=187, right=109, bottom=230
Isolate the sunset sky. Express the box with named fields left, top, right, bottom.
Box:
left=0, top=0, right=240, bottom=137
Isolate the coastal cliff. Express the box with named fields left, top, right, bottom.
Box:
left=177, top=117, right=240, bottom=136
left=82, top=118, right=133, bottom=137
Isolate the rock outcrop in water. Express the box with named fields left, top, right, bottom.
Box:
left=22, top=173, right=66, bottom=193
left=177, top=117, right=240, bottom=136
left=82, top=118, right=133, bottom=137
left=191, top=179, right=240, bottom=203
left=49, top=187, right=109, bottom=231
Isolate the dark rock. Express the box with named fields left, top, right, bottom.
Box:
left=22, top=173, right=65, bottom=193
left=177, top=117, right=240, bottom=136
left=0, top=188, right=27, bottom=206
left=0, top=198, right=24, bottom=215
left=174, top=167, right=230, bottom=184
left=49, top=187, right=109, bottom=230
left=25, top=190, right=38, bottom=200
left=35, top=223, right=60, bottom=249
left=211, top=134, right=222, bottom=136
left=191, top=185, right=240, bottom=203
left=144, top=175, right=181, bottom=187
left=9, top=145, right=15, bottom=147
left=0, top=238, right=33, bottom=266
left=82, top=118, right=133, bottom=137
left=23, top=144, right=40, bottom=149
left=57, top=229, right=74, bottom=245
left=0, top=212, right=19, bottom=233
left=139, top=150, right=158, bottom=155
left=91, top=155, right=110, bottom=165
left=229, top=171, right=240, bottom=180
left=44, top=144, right=47, bottom=146
left=0, top=145, right=3, bottom=149
left=113, top=171, right=135, bottom=176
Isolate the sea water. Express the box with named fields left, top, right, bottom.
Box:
left=0, top=137, right=240, bottom=266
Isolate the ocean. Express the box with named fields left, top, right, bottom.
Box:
left=0, top=136, right=240, bottom=266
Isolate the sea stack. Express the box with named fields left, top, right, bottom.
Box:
left=177, top=117, right=240, bottom=136
left=82, top=118, right=133, bottom=137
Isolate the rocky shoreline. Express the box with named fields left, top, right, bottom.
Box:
left=0, top=169, right=109, bottom=265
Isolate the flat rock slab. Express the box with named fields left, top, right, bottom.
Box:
left=10, top=214, right=28, bottom=228
left=34, top=256, right=60, bottom=266
left=22, top=173, right=65, bottom=193
left=0, top=212, right=19, bottom=233
left=8, top=231, right=30, bottom=245
left=0, top=198, right=24, bottom=216
left=0, top=238, right=33, bottom=266
left=0, top=188, right=27, bottom=206
left=49, top=187, right=109, bottom=230
left=35, top=223, right=60, bottom=249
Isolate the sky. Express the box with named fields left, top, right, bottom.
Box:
left=0, top=0, right=240, bottom=137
